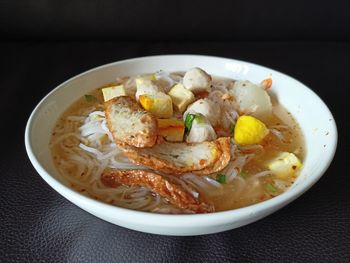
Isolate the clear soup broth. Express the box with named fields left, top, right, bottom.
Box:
left=51, top=70, right=305, bottom=213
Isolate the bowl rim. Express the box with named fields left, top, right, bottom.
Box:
left=24, top=54, right=338, bottom=226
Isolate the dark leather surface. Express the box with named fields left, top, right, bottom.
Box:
left=0, top=41, right=348, bottom=262
left=1, top=0, right=350, bottom=41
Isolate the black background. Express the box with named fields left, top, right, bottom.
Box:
left=0, top=1, right=349, bottom=262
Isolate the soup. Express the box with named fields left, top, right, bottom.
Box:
left=50, top=68, right=305, bottom=213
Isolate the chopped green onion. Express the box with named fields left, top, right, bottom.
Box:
left=216, top=174, right=226, bottom=184
left=84, top=94, right=97, bottom=102
left=184, top=113, right=196, bottom=133
left=238, top=171, right=248, bottom=178
left=194, top=114, right=205, bottom=124
left=265, top=183, right=277, bottom=193
left=230, top=124, right=235, bottom=136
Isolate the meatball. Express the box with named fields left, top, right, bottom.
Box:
left=186, top=114, right=217, bottom=143
left=183, top=67, right=212, bottom=93
left=184, top=98, right=221, bottom=126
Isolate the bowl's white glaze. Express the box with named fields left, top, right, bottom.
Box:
left=25, top=55, right=337, bottom=236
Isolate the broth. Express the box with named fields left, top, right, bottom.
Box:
left=51, top=72, right=305, bottom=213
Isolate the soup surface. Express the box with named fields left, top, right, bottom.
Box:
left=51, top=69, right=305, bottom=213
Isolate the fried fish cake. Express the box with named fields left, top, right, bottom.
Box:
left=117, top=137, right=231, bottom=175
left=105, top=96, right=157, bottom=148
left=101, top=169, right=214, bottom=213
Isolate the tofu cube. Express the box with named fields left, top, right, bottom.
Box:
left=158, top=118, right=185, bottom=142
left=139, top=92, right=173, bottom=118
left=168, top=83, right=195, bottom=113
left=102, top=85, right=126, bottom=102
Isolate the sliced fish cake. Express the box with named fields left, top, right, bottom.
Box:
left=105, top=96, right=158, bottom=148
left=193, top=137, right=231, bottom=175
left=101, top=169, right=214, bottom=213
left=118, top=137, right=231, bottom=175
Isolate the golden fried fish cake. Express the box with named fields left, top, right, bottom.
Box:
left=105, top=96, right=157, bottom=148
left=117, top=137, right=231, bottom=175
left=101, top=169, right=214, bottom=213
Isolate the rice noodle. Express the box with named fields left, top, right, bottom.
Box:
left=52, top=108, right=180, bottom=212
left=238, top=144, right=264, bottom=154
left=224, top=164, right=239, bottom=183
left=51, top=73, right=300, bottom=214
left=144, top=194, right=162, bottom=211
left=231, top=156, right=249, bottom=171
left=124, top=77, right=136, bottom=90
left=270, top=128, right=285, bottom=141
left=273, top=179, right=290, bottom=191
left=79, top=143, right=103, bottom=157
left=234, top=175, right=246, bottom=185
left=153, top=206, right=193, bottom=214
left=203, top=176, right=223, bottom=188
left=169, top=73, right=184, bottom=83
left=251, top=170, right=272, bottom=179
left=182, top=174, right=222, bottom=190
left=79, top=121, right=106, bottom=137
left=66, top=116, right=86, bottom=122
left=88, top=111, right=105, bottom=118
left=212, top=81, right=229, bottom=93
left=207, top=87, right=239, bottom=129
left=239, top=144, right=263, bottom=152
left=269, top=124, right=289, bottom=130
left=155, top=70, right=176, bottom=88
left=50, top=133, right=87, bottom=147
left=208, top=90, right=224, bottom=101
left=163, top=174, right=200, bottom=199
left=129, top=187, right=151, bottom=198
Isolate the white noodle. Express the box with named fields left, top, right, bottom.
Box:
left=182, top=174, right=221, bottom=190
left=129, top=187, right=151, bottom=198
left=163, top=174, right=200, bottom=198
left=124, top=77, right=136, bottom=89
left=101, top=119, right=114, bottom=141
left=212, top=82, right=229, bottom=93
left=146, top=194, right=162, bottom=211
left=239, top=144, right=264, bottom=153
left=88, top=111, right=105, bottom=118
left=90, top=159, right=108, bottom=183
left=51, top=74, right=292, bottom=214
left=270, top=128, right=284, bottom=141
left=224, top=163, right=239, bottom=183
left=155, top=70, right=175, bottom=88
left=50, top=132, right=86, bottom=147
left=234, top=175, right=246, bottom=185
left=251, top=171, right=272, bottom=179
left=269, top=124, right=289, bottom=130
left=203, top=176, right=223, bottom=188
left=79, top=143, right=103, bottom=157
left=273, top=179, right=290, bottom=191
left=97, top=148, right=118, bottom=160
left=79, top=121, right=106, bottom=137
left=66, top=116, right=86, bottom=122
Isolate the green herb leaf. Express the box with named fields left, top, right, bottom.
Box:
left=184, top=113, right=196, bottom=133
left=216, top=174, right=226, bottom=184
left=265, top=183, right=277, bottom=193
left=238, top=171, right=248, bottom=178
left=84, top=94, right=97, bottom=102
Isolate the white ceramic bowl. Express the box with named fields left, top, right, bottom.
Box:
left=25, top=55, right=337, bottom=236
